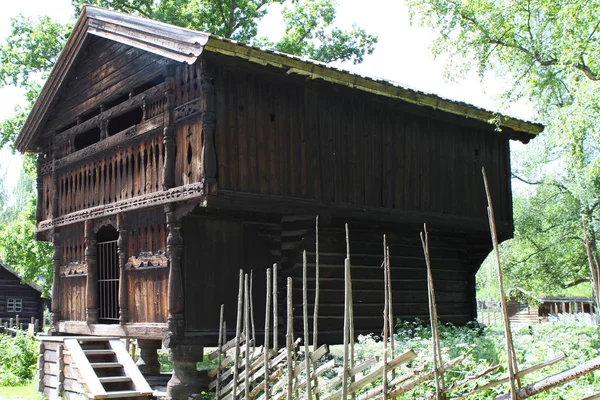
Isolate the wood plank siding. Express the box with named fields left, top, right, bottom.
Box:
left=212, top=57, right=512, bottom=225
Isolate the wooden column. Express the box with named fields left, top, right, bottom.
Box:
left=200, top=58, right=217, bottom=194
left=50, top=231, right=61, bottom=328
left=162, top=65, right=176, bottom=190
left=36, top=155, right=43, bottom=222
left=165, top=204, right=184, bottom=341
left=117, top=213, right=129, bottom=324
left=85, top=220, right=98, bottom=324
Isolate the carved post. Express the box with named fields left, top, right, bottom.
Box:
left=165, top=205, right=184, bottom=342
left=36, top=155, right=43, bottom=222
left=117, top=214, right=129, bottom=324
left=200, top=59, right=218, bottom=194
left=50, top=231, right=61, bottom=328
left=85, top=220, right=98, bottom=324
left=162, top=65, right=177, bottom=190
left=136, top=339, right=162, bottom=375
left=51, top=145, right=59, bottom=220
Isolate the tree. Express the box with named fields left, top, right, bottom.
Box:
left=0, top=1, right=377, bottom=289
left=405, top=0, right=600, bottom=302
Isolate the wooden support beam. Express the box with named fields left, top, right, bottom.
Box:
left=162, top=66, right=176, bottom=190
left=85, top=220, right=98, bottom=324
left=165, top=204, right=184, bottom=344
left=117, top=213, right=128, bottom=324
left=51, top=231, right=62, bottom=327
left=199, top=58, right=217, bottom=194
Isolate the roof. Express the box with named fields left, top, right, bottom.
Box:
left=15, top=6, right=544, bottom=153
left=0, top=259, right=44, bottom=294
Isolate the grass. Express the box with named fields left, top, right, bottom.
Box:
left=0, top=382, right=41, bottom=400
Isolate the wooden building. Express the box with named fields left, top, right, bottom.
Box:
left=0, top=260, right=46, bottom=329
left=15, top=7, right=542, bottom=398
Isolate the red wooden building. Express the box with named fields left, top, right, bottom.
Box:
left=16, top=7, right=542, bottom=398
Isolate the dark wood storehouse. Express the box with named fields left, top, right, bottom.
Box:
left=0, top=260, right=46, bottom=329
left=15, top=7, right=542, bottom=398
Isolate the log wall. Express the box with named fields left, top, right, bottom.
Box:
left=212, top=58, right=512, bottom=224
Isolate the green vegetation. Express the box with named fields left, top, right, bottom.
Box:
left=0, top=332, right=38, bottom=387
left=406, top=0, right=600, bottom=302
left=0, top=382, right=41, bottom=400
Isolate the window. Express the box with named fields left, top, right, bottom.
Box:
left=7, top=298, right=22, bottom=313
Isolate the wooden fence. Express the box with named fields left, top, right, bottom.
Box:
left=201, top=169, right=600, bottom=399
left=0, top=315, right=41, bottom=336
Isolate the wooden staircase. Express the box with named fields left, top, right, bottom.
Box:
left=39, top=337, right=153, bottom=400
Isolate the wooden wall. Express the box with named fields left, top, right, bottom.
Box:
left=287, top=225, right=476, bottom=344
left=211, top=57, right=512, bottom=224
left=127, top=267, right=168, bottom=323
left=59, top=276, right=86, bottom=322
left=43, top=37, right=170, bottom=134
left=0, top=266, right=45, bottom=323
left=181, top=216, right=273, bottom=343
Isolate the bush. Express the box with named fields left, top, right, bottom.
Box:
left=0, top=332, right=38, bottom=386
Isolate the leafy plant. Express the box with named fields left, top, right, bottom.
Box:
left=0, top=332, right=38, bottom=386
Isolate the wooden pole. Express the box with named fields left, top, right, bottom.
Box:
left=216, top=304, right=225, bottom=399
left=274, top=263, right=279, bottom=351
left=264, top=268, right=272, bottom=400
left=421, top=224, right=445, bottom=399
left=287, top=277, right=294, bottom=400
left=313, top=216, right=320, bottom=351
left=233, top=270, right=244, bottom=400
left=483, top=167, right=519, bottom=399
left=386, top=246, right=395, bottom=383
left=345, top=224, right=355, bottom=400
left=303, top=250, right=312, bottom=400
left=250, top=270, right=256, bottom=353
left=383, top=235, right=389, bottom=400
left=342, top=257, right=351, bottom=400
left=245, top=274, right=251, bottom=400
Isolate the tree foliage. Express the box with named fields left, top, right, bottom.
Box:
left=406, top=0, right=600, bottom=299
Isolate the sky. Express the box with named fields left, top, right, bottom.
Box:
left=0, top=0, right=532, bottom=191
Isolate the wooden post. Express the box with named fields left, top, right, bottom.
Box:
left=51, top=230, right=62, bottom=327
left=216, top=304, right=225, bottom=399
left=37, top=342, right=45, bottom=393
left=36, top=156, right=43, bottom=222
left=16, top=315, right=20, bottom=329
left=85, top=220, right=98, bottom=324
left=383, top=236, right=389, bottom=400
left=273, top=263, right=278, bottom=350
left=136, top=340, right=162, bottom=375
left=162, top=65, right=176, bottom=190
left=303, top=250, right=312, bottom=400
left=117, top=213, right=129, bottom=324
left=244, top=274, right=251, bottom=400
left=57, top=344, right=65, bottom=395
left=233, top=270, right=244, bottom=399
left=264, top=269, right=272, bottom=400
left=483, top=168, right=519, bottom=399
left=165, top=205, right=184, bottom=340
left=199, top=58, right=218, bottom=194
left=286, top=277, right=294, bottom=400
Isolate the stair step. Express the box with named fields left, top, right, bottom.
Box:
left=99, top=376, right=132, bottom=383
left=90, top=362, right=122, bottom=368
left=102, top=390, right=146, bottom=399
left=84, top=349, right=115, bottom=355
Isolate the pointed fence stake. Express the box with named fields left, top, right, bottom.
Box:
left=483, top=167, right=519, bottom=399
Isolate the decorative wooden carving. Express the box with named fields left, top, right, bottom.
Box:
left=37, top=181, right=204, bottom=232
left=174, top=99, right=202, bottom=122
left=93, top=217, right=116, bottom=233
left=200, top=59, right=218, bottom=194
left=84, top=220, right=98, bottom=324
left=117, top=213, right=129, bottom=324
left=51, top=149, right=59, bottom=219
left=59, top=262, right=87, bottom=277
left=39, top=161, right=52, bottom=176
left=128, top=252, right=168, bottom=269
left=164, top=204, right=184, bottom=347
left=36, top=157, right=43, bottom=222
left=51, top=230, right=62, bottom=327
left=162, top=66, right=177, bottom=190
left=52, top=83, right=166, bottom=146
left=54, top=114, right=163, bottom=171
